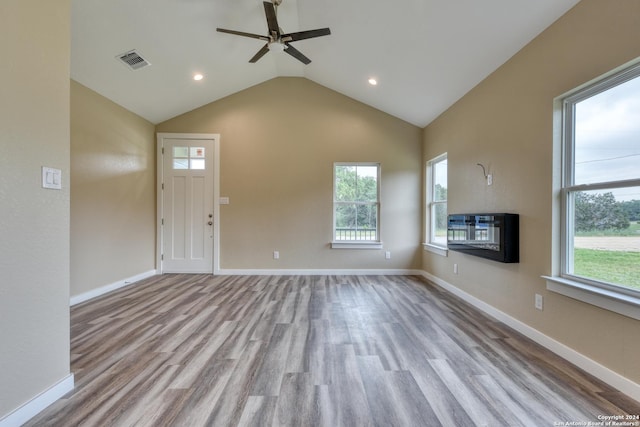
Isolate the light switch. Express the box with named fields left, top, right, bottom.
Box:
left=219, top=197, right=230, bottom=205
left=42, top=167, right=62, bottom=190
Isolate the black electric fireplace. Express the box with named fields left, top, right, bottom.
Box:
left=447, top=213, right=519, bottom=263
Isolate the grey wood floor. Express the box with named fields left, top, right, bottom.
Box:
left=27, top=274, right=639, bottom=426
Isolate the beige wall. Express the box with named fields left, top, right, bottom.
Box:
left=158, top=77, right=422, bottom=270
left=0, top=0, right=71, bottom=418
left=70, top=81, right=156, bottom=297
left=423, top=0, right=640, bottom=383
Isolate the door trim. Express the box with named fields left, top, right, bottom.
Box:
left=156, top=133, right=221, bottom=274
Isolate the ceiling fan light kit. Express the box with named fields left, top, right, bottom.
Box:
left=268, top=42, right=285, bottom=52
left=216, top=0, right=330, bottom=65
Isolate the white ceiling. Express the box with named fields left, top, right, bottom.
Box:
left=71, top=0, right=580, bottom=127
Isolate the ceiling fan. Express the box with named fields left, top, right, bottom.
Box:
left=216, top=0, right=331, bottom=65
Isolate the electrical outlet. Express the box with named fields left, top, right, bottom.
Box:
left=385, top=251, right=391, bottom=259
left=487, top=174, right=493, bottom=186
left=453, top=263, right=458, bottom=274
left=535, top=294, right=543, bottom=311
left=273, top=251, right=279, bottom=260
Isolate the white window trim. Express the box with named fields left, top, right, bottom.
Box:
left=544, top=276, right=640, bottom=321
left=424, top=153, right=448, bottom=256
left=331, top=162, right=382, bottom=249
left=423, top=242, right=448, bottom=256
left=547, top=58, right=640, bottom=319
left=331, top=241, right=383, bottom=249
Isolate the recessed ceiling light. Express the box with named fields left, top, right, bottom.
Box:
left=193, top=73, right=204, bottom=81
left=368, top=78, right=378, bottom=86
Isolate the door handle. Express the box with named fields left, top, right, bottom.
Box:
left=208, top=221, right=213, bottom=226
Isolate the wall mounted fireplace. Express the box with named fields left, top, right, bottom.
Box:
left=447, top=213, right=519, bottom=263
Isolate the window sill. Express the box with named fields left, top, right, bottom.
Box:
left=331, top=241, right=383, bottom=249
left=543, top=275, right=640, bottom=321
left=423, top=243, right=448, bottom=257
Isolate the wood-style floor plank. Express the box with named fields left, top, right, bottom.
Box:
left=25, top=274, right=640, bottom=426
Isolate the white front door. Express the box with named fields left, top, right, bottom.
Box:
left=158, top=134, right=218, bottom=273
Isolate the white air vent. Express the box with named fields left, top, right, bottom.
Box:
left=116, top=50, right=150, bottom=70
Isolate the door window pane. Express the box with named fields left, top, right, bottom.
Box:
left=190, top=147, right=205, bottom=158
left=172, top=146, right=206, bottom=170
left=190, top=159, right=205, bottom=170
left=173, top=146, right=188, bottom=157
left=173, top=159, right=189, bottom=169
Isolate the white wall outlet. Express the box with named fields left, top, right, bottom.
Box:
left=453, top=263, right=458, bottom=274
left=385, top=251, right=391, bottom=259
left=487, top=174, right=493, bottom=186
left=273, top=251, right=279, bottom=260
left=535, top=294, right=543, bottom=311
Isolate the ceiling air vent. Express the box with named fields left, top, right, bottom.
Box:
left=116, top=50, right=150, bottom=70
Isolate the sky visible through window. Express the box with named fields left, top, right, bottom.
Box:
left=434, top=158, right=447, bottom=194
left=575, top=74, right=640, bottom=201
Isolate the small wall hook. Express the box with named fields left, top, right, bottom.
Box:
left=477, top=163, right=488, bottom=179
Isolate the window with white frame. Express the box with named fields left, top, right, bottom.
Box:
left=558, top=62, right=640, bottom=298
left=332, top=163, right=381, bottom=247
left=427, top=154, right=448, bottom=247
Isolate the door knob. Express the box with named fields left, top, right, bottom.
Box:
left=208, top=221, right=213, bottom=226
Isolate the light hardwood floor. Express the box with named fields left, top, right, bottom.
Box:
left=27, top=274, right=640, bottom=426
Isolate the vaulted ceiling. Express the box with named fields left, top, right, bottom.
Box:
left=71, top=0, right=580, bottom=127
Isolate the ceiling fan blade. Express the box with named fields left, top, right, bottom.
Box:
left=284, top=43, right=311, bottom=65
left=217, top=28, right=269, bottom=41
left=249, top=44, right=270, bottom=63
left=283, top=28, right=331, bottom=42
left=263, top=2, right=280, bottom=36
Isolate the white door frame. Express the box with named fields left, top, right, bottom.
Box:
left=157, top=133, right=221, bottom=274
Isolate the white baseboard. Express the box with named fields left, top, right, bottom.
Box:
left=70, top=269, right=157, bottom=306
left=217, top=268, right=424, bottom=276
left=420, top=271, right=640, bottom=403
left=0, top=373, right=74, bottom=427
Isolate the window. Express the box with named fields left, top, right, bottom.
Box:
left=332, top=163, right=381, bottom=248
left=426, top=154, right=448, bottom=251
left=551, top=62, right=640, bottom=311
left=173, top=146, right=205, bottom=170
